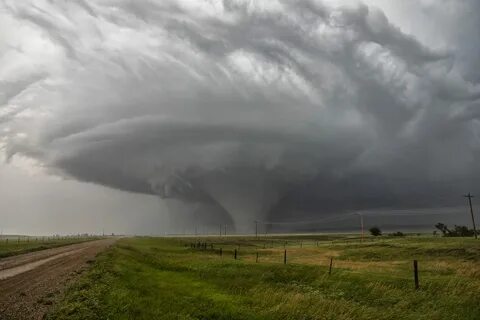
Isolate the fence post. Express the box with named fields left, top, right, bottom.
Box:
left=234, top=248, right=237, bottom=260
left=284, top=250, right=287, bottom=264
left=413, top=260, right=419, bottom=289
left=256, top=252, right=259, bottom=263
left=329, top=257, right=333, bottom=275
left=300, top=241, right=303, bottom=248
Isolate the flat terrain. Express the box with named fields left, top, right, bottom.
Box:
left=0, top=238, right=116, bottom=320
left=47, top=235, right=480, bottom=320
left=0, top=237, right=103, bottom=259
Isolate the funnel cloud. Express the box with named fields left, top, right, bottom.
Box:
left=1, top=0, right=480, bottom=233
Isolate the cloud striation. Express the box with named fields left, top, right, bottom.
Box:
left=1, top=0, right=480, bottom=232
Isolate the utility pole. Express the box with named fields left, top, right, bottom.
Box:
left=355, top=213, right=364, bottom=242
left=464, top=193, right=478, bottom=239
left=255, top=220, right=258, bottom=238
left=360, top=214, right=364, bottom=242
left=224, top=224, right=227, bottom=236
left=219, top=224, right=222, bottom=237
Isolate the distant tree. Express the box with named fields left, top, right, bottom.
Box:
left=433, top=230, right=437, bottom=236
left=369, top=226, right=382, bottom=236
left=434, top=223, right=475, bottom=237
left=391, top=231, right=404, bottom=237
left=435, top=223, right=450, bottom=236
left=453, top=225, right=474, bottom=237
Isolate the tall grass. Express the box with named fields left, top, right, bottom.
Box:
left=48, top=236, right=480, bottom=319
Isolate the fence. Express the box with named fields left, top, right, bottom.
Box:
left=186, top=239, right=421, bottom=289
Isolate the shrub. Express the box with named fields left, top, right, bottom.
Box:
left=369, top=226, right=382, bottom=236
left=434, top=222, right=476, bottom=237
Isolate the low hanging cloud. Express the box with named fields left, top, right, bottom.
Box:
left=1, top=0, right=480, bottom=231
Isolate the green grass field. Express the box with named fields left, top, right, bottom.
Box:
left=48, top=235, right=480, bottom=320
left=0, top=236, right=102, bottom=258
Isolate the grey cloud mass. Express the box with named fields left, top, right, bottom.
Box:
left=1, top=0, right=480, bottom=232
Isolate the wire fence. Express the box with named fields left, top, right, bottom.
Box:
left=184, top=237, right=428, bottom=290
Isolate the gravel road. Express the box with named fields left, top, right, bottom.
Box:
left=0, top=238, right=116, bottom=320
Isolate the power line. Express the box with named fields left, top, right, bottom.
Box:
left=258, top=213, right=354, bottom=226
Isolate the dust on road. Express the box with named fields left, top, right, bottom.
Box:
left=0, top=238, right=116, bottom=320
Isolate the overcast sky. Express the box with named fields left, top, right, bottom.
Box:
left=1, top=0, right=479, bottom=235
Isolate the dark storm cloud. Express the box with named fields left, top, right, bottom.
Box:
left=1, top=0, right=479, bottom=231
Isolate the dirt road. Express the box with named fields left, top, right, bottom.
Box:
left=0, top=238, right=116, bottom=320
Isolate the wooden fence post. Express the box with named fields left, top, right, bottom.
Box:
left=234, top=248, right=237, bottom=260
left=413, top=260, right=419, bottom=290
left=284, top=250, right=287, bottom=264
left=329, top=257, right=333, bottom=275
left=256, top=252, right=259, bottom=263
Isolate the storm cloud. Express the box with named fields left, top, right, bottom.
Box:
left=1, top=0, right=480, bottom=232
